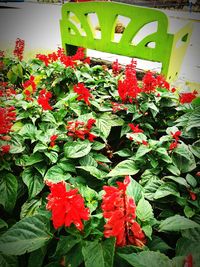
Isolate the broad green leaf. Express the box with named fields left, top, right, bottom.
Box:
left=92, top=153, right=111, bottom=163
left=33, top=143, right=48, bottom=153
left=79, top=154, right=98, bottom=167
left=176, top=237, right=200, bottom=257
left=18, top=124, right=38, bottom=140
left=126, top=178, right=143, bottom=204
left=28, top=246, right=47, bottom=267
left=156, top=147, right=172, bottom=163
left=114, top=148, right=132, bottom=157
left=7, top=69, right=17, bottom=83
left=158, top=215, right=200, bottom=232
left=44, top=165, right=71, bottom=183
left=57, top=160, right=76, bottom=173
left=16, top=152, right=44, bottom=167
left=9, top=136, right=25, bottom=154
left=53, top=236, right=80, bottom=259
left=92, top=141, right=105, bottom=151
left=184, top=206, right=195, bottom=218
left=148, top=236, right=172, bottom=253
left=154, top=183, right=180, bottom=199
left=44, top=151, right=58, bottom=164
left=107, top=160, right=139, bottom=177
left=136, top=197, right=154, bottom=222
left=186, top=174, right=197, bottom=188
left=0, top=172, right=18, bottom=212
left=172, top=144, right=196, bottom=173
left=12, top=63, right=23, bottom=78
left=82, top=238, right=115, bottom=267
left=64, top=140, right=91, bottom=158
left=0, top=253, right=18, bottom=267
left=20, top=198, right=43, bottom=219
left=143, top=179, right=163, bottom=201
left=118, top=251, right=172, bottom=267
left=135, top=145, right=152, bottom=159
left=163, top=176, right=189, bottom=188
left=189, top=140, right=200, bottom=159
left=65, top=242, right=83, bottom=267
left=77, top=166, right=107, bottom=179
left=166, top=164, right=180, bottom=176
left=22, top=167, right=44, bottom=199
left=0, top=215, right=52, bottom=255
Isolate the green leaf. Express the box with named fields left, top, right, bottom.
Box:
left=28, top=246, right=47, bottom=267
left=53, top=236, right=80, bottom=259
left=189, top=140, right=200, bottom=159
left=176, top=237, right=200, bottom=257
left=44, top=165, right=71, bottom=183
left=148, top=236, right=172, bottom=253
left=92, top=141, right=105, bottom=151
left=184, top=206, right=195, bottom=218
left=9, top=136, right=25, bottom=154
left=186, top=174, right=197, bottom=188
left=0, top=215, right=52, bottom=255
left=158, top=215, right=200, bottom=232
left=156, top=148, right=172, bottom=163
left=64, top=140, right=91, bottom=158
left=154, top=183, right=180, bottom=199
left=79, top=154, right=98, bottom=167
left=77, top=166, right=107, bottom=179
left=44, top=151, right=58, bottom=164
left=163, top=176, right=189, bottom=188
left=0, top=172, right=18, bottom=212
left=166, top=164, right=180, bottom=176
left=22, top=167, right=44, bottom=199
left=0, top=253, right=18, bottom=267
left=65, top=242, right=83, bottom=267
left=18, top=124, right=38, bottom=140
left=136, top=197, right=154, bottom=222
left=181, top=227, right=200, bottom=242
left=172, top=144, right=196, bottom=173
left=114, top=148, right=132, bottom=157
left=92, top=153, right=111, bottom=163
left=118, top=251, right=172, bottom=267
left=16, top=152, right=44, bottom=167
left=135, top=145, right=152, bottom=159
left=107, top=160, right=139, bottom=177
left=7, top=69, right=17, bottom=83
left=82, top=238, right=115, bottom=267
left=0, top=219, right=8, bottom=229
left=20, top=198, right=43, bottom=219
left=126, top=178, right=143, bottom=204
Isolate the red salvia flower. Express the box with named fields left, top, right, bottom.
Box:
left=102, top=176, right=146, bottom=247
left=36, top=54, right=50, bottom=66
left=73, top=83, right=92, bottom=105
left=23, top=75, right=37, bottom=101
left=156, top=74, right=170, bottom=90
left=72, top=47, right=85, bottom=61
left=13, top=38, right=25, bottom=61
left=118, top=60, right=140, bottom=103
left=112, top=59, right=122, bottom=76
left=142, top=71, right=157, bottom=93
left=169, top=141, right=178, bottom=150
left=0, top=106, right=16, bottom=135
left=172, top=130, right=182, bottom=141
left=46, top=181, right=90, bottom=230
left=86, top=118, right=96, bottom=131
left=188, top=190, right=197, bottom=201
left=37, top=89, right=53, bottom=110
left=180, top=91, right=198, bottom=104
left=129, top=123, right=144, bottom=133
left=50, top=134, right=58, bottom=147
left=184, top=254, right=193, bottom=267
left=1, top=144, right=10, bottom=154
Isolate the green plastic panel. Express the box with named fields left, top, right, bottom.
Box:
left=60, top=1, right=193, bottom=81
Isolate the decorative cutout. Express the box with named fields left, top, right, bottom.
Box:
left=87, top=13, right=101, bottom=39
left=112, top=15, right=131, bottom=43
left=176, top=33, right=189, bottom=48
left=131, top=21, right=158, bottom=46
left=68, top=11, right=86, bottom=36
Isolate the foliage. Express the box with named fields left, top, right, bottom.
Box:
left=0, top=41, right=200, bottom=267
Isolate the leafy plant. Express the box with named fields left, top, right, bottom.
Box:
left=0, top=40, right=200, bottom=267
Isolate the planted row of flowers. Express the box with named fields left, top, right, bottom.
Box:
left=0, top=39, right=200, bottom=267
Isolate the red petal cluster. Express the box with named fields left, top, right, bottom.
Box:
left=23, top=75, right=37, bottom=101
left=46, top=181, right=90, bottom=230
left=142, top=72, right=170, bottom=93
left=128, top=123, right=144, bottom=133
left=179, top=91, right=198, bottom=104
left=66, top=118, right=96, bottom=142
left=0, top=82, right=16, bottom=99
left=118, top=60, right=140, bottom=103
left=73, top=83, right=92, bottom=105
left=0, top=106, right=16, bottom=135
left=169, top=130, right=181, bottom=150
left=50, top=134, right=58, bottom=147
left=37, top=89, right=53, bottom=110
left=102, top=176, right=146, bottom=247
left=111, top=102, right=127, bottom=113
left=13, top=38, right=25, bottom=61
left=112, top=59, right=122, bottom=76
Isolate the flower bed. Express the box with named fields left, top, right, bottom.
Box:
left=0, top=39, right=200, bottom=267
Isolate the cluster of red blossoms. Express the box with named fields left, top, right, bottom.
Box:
left=22, top=75, right=37, bottom=101
left=73, top=83, right=92, bottom=105
left=112, top=59, right=122, bottom=76
left=179, top=90, right=198, bottom=104
left=169, top=130, right=182, bottom=150
left=66, top=118, right=96, bottom=142
left=102, top=176, right=146, bottom=247
left=37, top=89, right=53, bottom=111
left=0, top=106, right=16, bottom=154
left=13, top=38, right=25, bottom=61
left=0, top=82, right=16, bottom=99
left=50, top=134, right=58, bottom=147
left=36, top=47, right=90, bottom=68
left=142, top=71, right=170, bottom=93
left=46, top=181, right=90, bottom=230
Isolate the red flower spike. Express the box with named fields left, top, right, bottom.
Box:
left=180, top=91, right=197, bottom=104
left=46, top=181, right=90, bottom=230
left=1, top=144, right=10, bottom=154
left=172, top=130, right=182, bottom=141
left=13, top=38, right=25, bottom=61
left=73, top=83, right=92, bottom=105
left=169, top=141, right=178, bottom=150
left=112, top=59, right=122, bottom=76
left=128, top=123, right=144, bottom=133
left=101, top=176, right=146, bottom=247
left=184, top=254, right=193, bottom=267
left=37, top=89, right=53, bottom=111
left=0, top=106, right=16, bottom=135
left=189, top=191, right=197, bottom=201
left=50, top=134, right=58, bottom=147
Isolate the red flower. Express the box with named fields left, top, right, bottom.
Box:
left=46, top=181, right=90, bottom=230
left=184, top=254, right=193, bottom=267
left=142, top=71, right=157, bottom=93
left=36, top=54, right=50, bottom=66
left=111, top=102, right=127, bottom=113
left=73, top=83, right=92, bottom=105
left=180, top=91, right=197, bottom=104
left=1, top=144, right=10, bottom=154
left=23, top=75, right=37, bottom=101
left=72, top=47, right=85, bottom=61
left=37, top=89, right=53, bottom=110
left=172, top=130, right=181, bottom=141
left=189, top=191, right=197, bottom=201
left=50, top=134, right=58, bottom=147
left=169, top=141, right=178, bottom=150
left=112, top=59, right=122, bottom=76
left=0, top=106, right=16, bottom=135
left=129, top=123, right=143, bottom=133
left=86, top=118, right=96, bottom=131
left=13, top=38, right=24, bottom=61
left=101, top=176, right=146, bottom=247
left=142, top=140, right=148, bottom=146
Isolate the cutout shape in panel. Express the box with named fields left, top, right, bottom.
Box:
left=145, top=41, right=156, bottom=48
left=176, top=33, right=188, bottom=48
left=68, top=11, right=86, bottom=36
left=87, top=13, right=101, bottom=39
left=131, top=21, right=158, bottom=46
left=112, top=15, right=131, bottom=43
